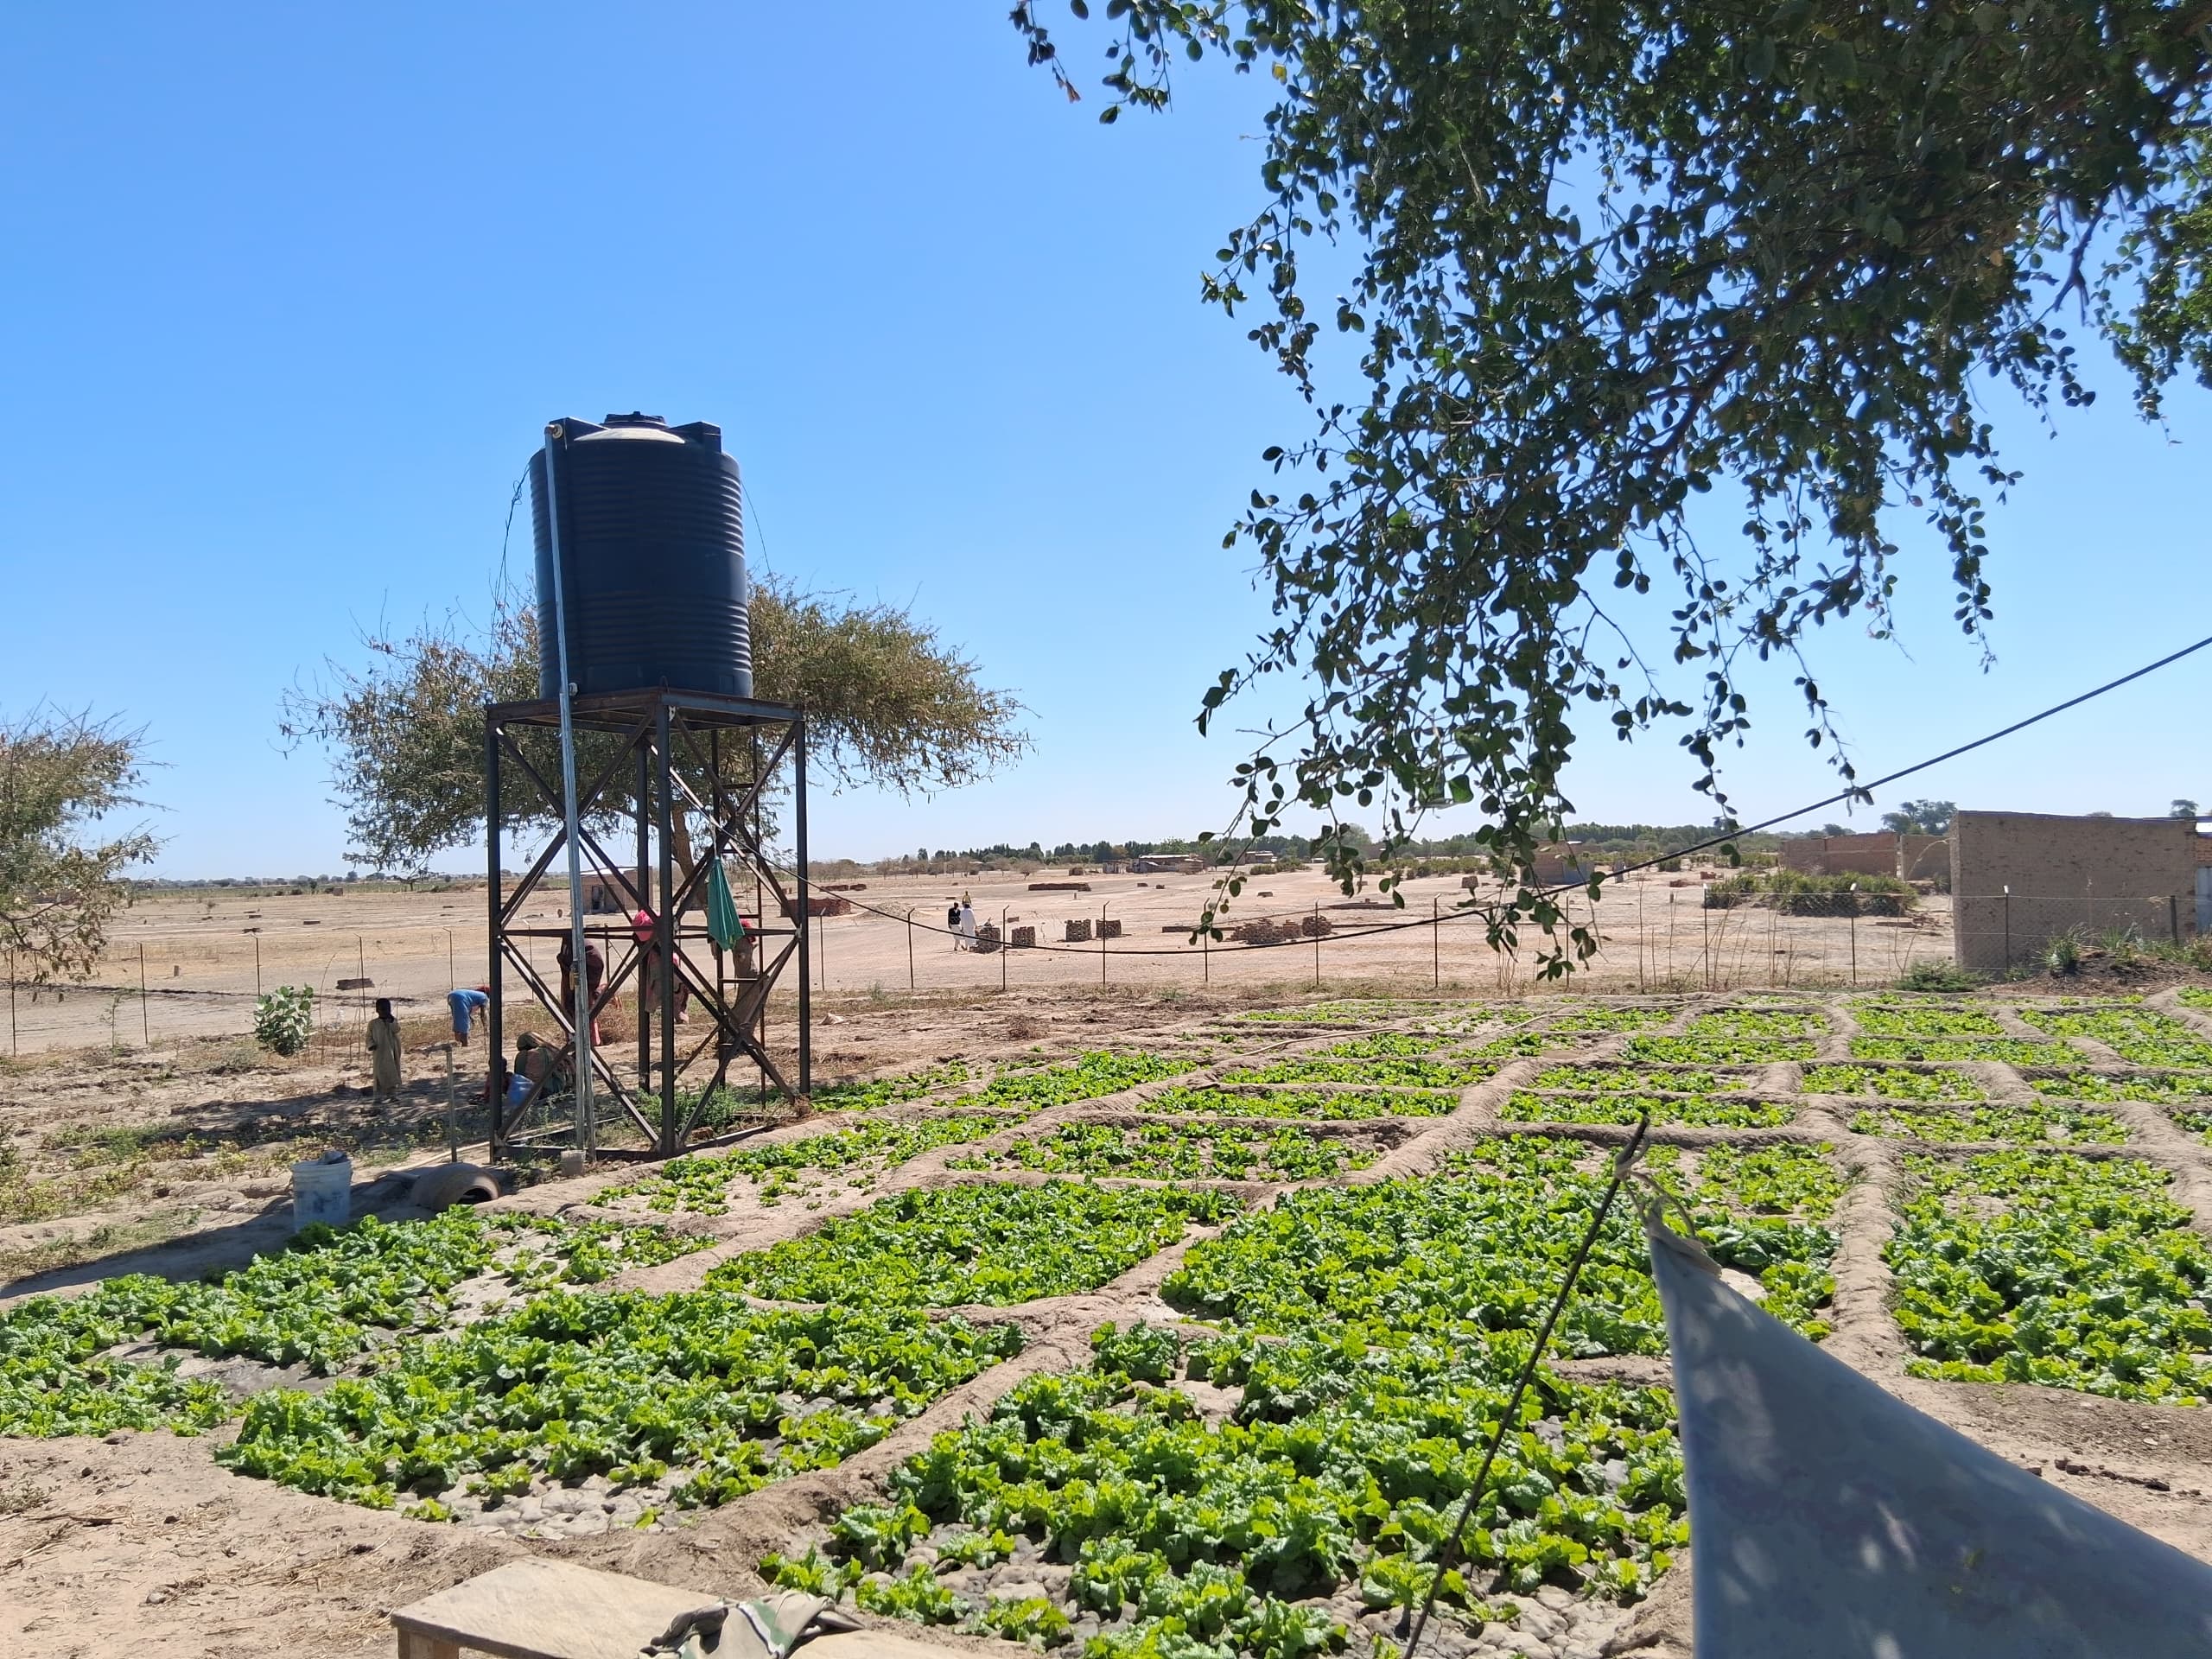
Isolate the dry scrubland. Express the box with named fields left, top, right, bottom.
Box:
left=3, top=867, right=1955, bottom=1057
left=10, top=981, right=2212, bottom=1657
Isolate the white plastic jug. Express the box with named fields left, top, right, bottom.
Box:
left=290, top=1154, right=353, bottom=1231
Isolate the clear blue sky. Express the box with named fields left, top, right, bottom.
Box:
left=4, top=4, right=2207, bottom=877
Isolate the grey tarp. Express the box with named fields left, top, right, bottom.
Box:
left=1644, top=1205, right=2212, bottom=1655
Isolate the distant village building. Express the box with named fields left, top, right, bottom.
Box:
left=1132, top=855, right=1205, bottom=875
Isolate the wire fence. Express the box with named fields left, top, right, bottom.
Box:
left=10, top=879, right=2198, bottom=1065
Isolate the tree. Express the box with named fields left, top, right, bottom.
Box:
left=1013, top=4, right=2212, bottom=965
left=2171, top=798, right=2200, bottom=819
left=279, top=580, right=1027, bottom=873
left=0, top=709, right=159, bottom=983
left=1880, top=800, right=1955, bottom=836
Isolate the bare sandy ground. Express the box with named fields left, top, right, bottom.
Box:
left=3, top=868, right=1953, bottom=1056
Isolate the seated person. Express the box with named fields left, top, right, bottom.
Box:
left=508, top=1031, right=565, bottom=1105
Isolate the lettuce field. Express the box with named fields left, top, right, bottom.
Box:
left=6, top=988, right=2212, bottom=1658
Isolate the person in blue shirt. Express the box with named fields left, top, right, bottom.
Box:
left=447, top=984, right=489, bottom=1045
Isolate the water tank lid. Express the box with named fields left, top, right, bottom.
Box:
left=575, top=424, right=683, bottom=442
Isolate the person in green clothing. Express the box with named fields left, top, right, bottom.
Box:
left=365, top=996, right=403, bottom=1104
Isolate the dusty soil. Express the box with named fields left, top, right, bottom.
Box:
left=7, top=983, right=2212, bottom=1657
left=3, top=868, right=1960, bottom=1057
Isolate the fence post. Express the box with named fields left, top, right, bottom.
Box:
left=1848, top=888, right=1859, bottom=988
left=1100, top=904, right=1109, bottom=988
left=2003, top=887, right=2012, bottom=971
left=1313, top=903, right=1321, bottom=989
left=818, top=908, right=827, bottom=992
left=906, top=909, right=915, bottom=991
left=2171, top=893, right=2182, bottom=947
left=1203, top=917, right=1210, bottom=985
left=1433, top=897, right=1440, bottom=988
left=8, top=950, right=16, bottom=1057
left=254, top=934, right=262, bottom=997
left=1001, top=907, right=1008, bottom=994
left=138, top=943, right=149, bottom=1046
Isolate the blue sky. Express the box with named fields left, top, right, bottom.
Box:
left=4, top=4, right=2207, bottom=877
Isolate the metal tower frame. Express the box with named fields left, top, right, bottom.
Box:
left=483, top=688, right=810, bottom=1157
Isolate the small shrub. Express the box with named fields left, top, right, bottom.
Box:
left=252, top=986, right=315, bottom=1057
left=1895, top=961, right=1978, bottom=994
left=2046, top=931, right=2082, bottom=976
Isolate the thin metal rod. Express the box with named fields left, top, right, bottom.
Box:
left=638, top=741, right=652, bottom=1103
left=656, top=702, right=678, bottom=1155
left=1402, top=1112, right=1654, bottom=1659
left=794, top=719, right=810, bottom=1099
left=443, top=1044, right=460, bottom=1163
left=138, top=943, right=149, bottom=1046
left=542, top=427, right=596, bottom=1152
left=906, top=908, right=915, bottom=991
left=485, top=712, right=505, bottom=1152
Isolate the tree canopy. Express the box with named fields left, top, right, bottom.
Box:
left=279, top=578, right=1027, bottom=873
left=1880, top=799, right=1955, bottom=835
left=0, top=709, right=158, bottom=983
left=1014, top=1, right=2212, bottom=963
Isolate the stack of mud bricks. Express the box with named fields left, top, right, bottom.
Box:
left=1300, top=914, right=1332, bottom=938
left=1099, top=918, right=1123, bottom=941
left=975, top=922, right=1001, bottom=955
left=1011, top=925, right=1037, bottom=950
left=1065, top=918, right=1093, bottom=943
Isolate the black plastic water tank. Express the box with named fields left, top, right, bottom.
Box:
left=531, top=413, right=753, bottom=701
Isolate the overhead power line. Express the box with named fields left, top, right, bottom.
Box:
left=777, top=629, right=2212, bottom=957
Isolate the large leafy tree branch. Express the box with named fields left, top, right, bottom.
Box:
left=0, top=709, right=160, bottom=983
left=1015, top=1, right=2212, bottom=968
left=280, top=576, right=1027, bottom=873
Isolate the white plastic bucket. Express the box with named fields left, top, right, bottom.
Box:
left=290, top=1154, right=353, bottom=1231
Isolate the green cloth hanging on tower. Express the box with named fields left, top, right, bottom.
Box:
left=706, top=858, right=745, bottom=951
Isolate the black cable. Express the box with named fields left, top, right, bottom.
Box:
left=1399, top=1110, right=1656, bottom=1659
left=761, top=629, right=2212, bottom=958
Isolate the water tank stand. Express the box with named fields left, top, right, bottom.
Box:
left=482, top=687, right=811, bottom=1158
